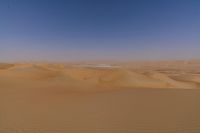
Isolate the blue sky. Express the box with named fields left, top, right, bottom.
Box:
left=0, top=0, right=200, bottom=61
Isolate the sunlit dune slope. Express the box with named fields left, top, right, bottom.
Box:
left=0, top=62, right=199, bottom=90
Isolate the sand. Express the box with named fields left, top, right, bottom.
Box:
left=0, top=61, right=200, bottom=132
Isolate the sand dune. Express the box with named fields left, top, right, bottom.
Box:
left=0, top=63, right=15, bottom=69
left=0, top=62, right=199, bottom=90
left=1, top=61, right=200, bottom=132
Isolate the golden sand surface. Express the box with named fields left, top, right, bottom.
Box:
left=0, top=61, right=200, bottom=132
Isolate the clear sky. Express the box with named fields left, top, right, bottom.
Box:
left=0, top=0, right=200, bottom=61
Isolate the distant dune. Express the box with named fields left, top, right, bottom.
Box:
left=1, top=61, right=200, bottom=132
left=0, top=61, right=199, bottom=90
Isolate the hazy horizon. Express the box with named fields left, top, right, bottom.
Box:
left=1, top=0, right=200, bottom=61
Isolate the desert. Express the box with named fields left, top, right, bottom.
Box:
left=1, top=0, right=200, bottom=132
left=1, top=60, right=200, bottom=133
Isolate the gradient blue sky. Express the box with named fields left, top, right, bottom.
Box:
left=0, top=0, right=200, bottom=61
